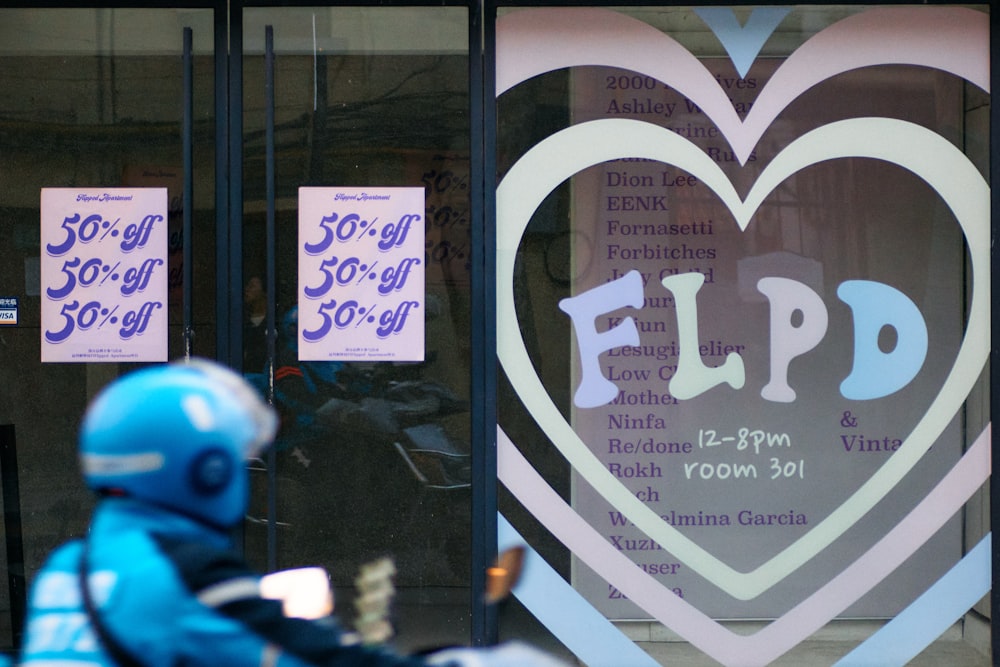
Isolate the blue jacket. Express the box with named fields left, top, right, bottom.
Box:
left=20, top=498, right=431, bottom=667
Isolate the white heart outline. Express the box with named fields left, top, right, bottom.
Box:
left=497, top=424, right=992, bottom=667
left=496, top=117, right=989, bottom=600
left=498, top=425, right=991, bottom=666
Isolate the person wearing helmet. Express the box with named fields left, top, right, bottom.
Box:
left=18, top=359, right=565, bottom=667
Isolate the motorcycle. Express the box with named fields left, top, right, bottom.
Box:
left=245, top=339, right=475, bottom=588
left=310, top=361, right=472, bottom=491
left=247, top=344, right=471, bottom=492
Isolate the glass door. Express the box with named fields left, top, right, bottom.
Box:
left=0, top=5, right=219, bottom=652
left=237, top=5, right=476, bottom=651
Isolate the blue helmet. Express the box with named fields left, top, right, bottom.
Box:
left=79, top=359, right=278, bottom=528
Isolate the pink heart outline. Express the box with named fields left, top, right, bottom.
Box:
left=498, top=425, right=990, bottom=666
left=497, top=2, right=989, bottom=598
left=497, top=6, right=988, bottom=164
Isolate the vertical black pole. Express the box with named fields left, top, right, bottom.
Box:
left=308, top=54, right=328, bottom=185
left=214, top=2, right=231, bottom=365
left=219, top=0, right=249, bottom=558
left=0, top=425, right=24, bottom=648
left=471, top=0, right=499, bottom=647
left=264, top=24, right=278, bottom=574
left=182, top=27, right=194, bottom=358
left=989, top=6, right=999, bottom=663
left=227, top=4, right=245, bottom=371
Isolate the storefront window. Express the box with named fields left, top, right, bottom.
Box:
left=496, top=5, right=990, bottom=664
left=0, top=3, right=992, bottom=662
left=240, top=7, right=474, bottom=651
left=0, top=7, right=216, bottom=650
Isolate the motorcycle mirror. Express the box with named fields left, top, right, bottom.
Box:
left=485, top=545, right=526, bottom=604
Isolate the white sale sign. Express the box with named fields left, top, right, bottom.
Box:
left=298, top=187, right=425, bottom=362
left=40, top=188, right=168, bottom=363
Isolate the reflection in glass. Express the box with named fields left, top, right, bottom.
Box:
left=0, top=7, right=216, bottom=652
left=497, top=5, right=989, bottom=664
left=241, top=7, right=472, bottom=651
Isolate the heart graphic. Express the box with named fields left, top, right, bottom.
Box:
left=496, top=6, right=988, bottom=165
left=498, top=426, right=990, bottom=666
left=497, top=116, right=989, bottom=600
left=691, top=8, right=791, bottom=79
left=495, top=8, right=990, bottom=663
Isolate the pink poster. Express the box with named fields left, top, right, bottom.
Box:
left=40, top=188, right=168, bottom=363
left=298, top=187, right=425, bottom=362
